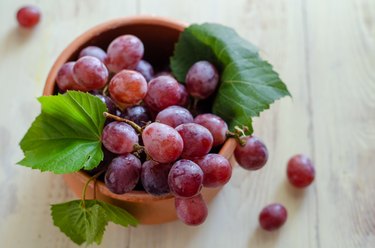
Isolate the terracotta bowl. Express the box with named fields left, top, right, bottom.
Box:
left=43, top=16, right=237, bottom=225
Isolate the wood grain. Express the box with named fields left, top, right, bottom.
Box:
left=0, top=0, right=375, bottom=247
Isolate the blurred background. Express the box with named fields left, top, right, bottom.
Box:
left=0, top=0, right=374, bottom=247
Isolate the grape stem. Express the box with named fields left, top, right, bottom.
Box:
left=226, top=126, right=250, bottom=146
left=103, top=112, right=142, bottom=133
left=80, top=170, right=105, bottom=208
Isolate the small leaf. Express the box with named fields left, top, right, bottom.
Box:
left=171, top=23, right=290, bottom=133
left=51, top=200, right=138, bottom=245
left=51, top=200, right=107, bottom=245
left=18, top=91, right=107, bottom=174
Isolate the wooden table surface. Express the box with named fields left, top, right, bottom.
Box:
left=1, top=0, right=375, bottom=247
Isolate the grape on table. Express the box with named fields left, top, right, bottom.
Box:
left=16, top=5, right=41, bottom=28
left=259, top=203, right=287, bottom=231
left=287, top=154, right=315, bottom=188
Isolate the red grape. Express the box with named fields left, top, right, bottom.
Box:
left=106, top=35, right=144, bottom=73
left=141, top=160, right=172, bottom=196
left=155, top=106, right=193, bottom=128
left=175, top=194, right=208, bottom=226
left=195, top=154, right=232, bottom=188
left=73, top=56, right=108, bottom=91
left=142, top=122, right=183, bottom=163
left=185, top=61, right=219, bottom=99
left=56, top=62, right=86, bottom=91
left=135, top=60, right=154, bottom=82
left=109, top=70, right=147, bottom=105
left=234, top=136, right=268, bottom=170
left=175, top=123, right=213, bottom=159
left=259, top=203, right=287, bottom=231
left=122, top=105, right=150, bottom=126
left=104, top=154, right=141, bottom=194
left=79, top=46, right=107, bottom=62
left=144, top=76, right=181, bottom=112
left=194, top=113, right=228, bottom=146
left=16, top=6, right=41, bottom=28
left=287, top=154, right=315, bottom=188
left=102, top=122, right=138, bottom=154
left=177, top=84, right=189, bottom=107
left=168, top=159, right=203, bottom=198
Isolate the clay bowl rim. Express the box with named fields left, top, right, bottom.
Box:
left=43, top=15, right=237, bottom=203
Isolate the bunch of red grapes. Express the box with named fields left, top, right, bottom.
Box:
left=55, top=33, right=315, bottom=227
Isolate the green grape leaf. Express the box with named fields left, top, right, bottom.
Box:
left=18, top=91, right=106, bottom=174
left=51, top=200, right=138, bottom=245
left=170, top=23, right=290, bottom=133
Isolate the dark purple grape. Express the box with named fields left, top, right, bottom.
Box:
left=234, top=136, right=268, bottom=170
left=135, top=60, right=154, bottom=82
left=141, top=160, right=172, bottom=196
left=175, top=123, right=213, bottom=159
left=122, top=105, right=150, bottom=126
left=195, top=153, right=232, bottom=188
left=102, top=122, right=138, bottom=154
left=175, top=194, right=208, bottom=226
left=104, top=154, right=141, bottom=194
left=95, top=94, right=116, bottom=114
left=79, top=46, right=107, bottom=62
left=259, top=203, right=287, bottom=231
left=168, top=159, right=203, bottom=198
left=155, top=105, right=193, bottom=128
left=194, top=113, right=228, bottom=147
left=185, top=61, right=219, bottom=99
left=287, top=154, right=315, bottom=188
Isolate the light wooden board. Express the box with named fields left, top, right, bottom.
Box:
left=0, top=0, right=374, bottom=247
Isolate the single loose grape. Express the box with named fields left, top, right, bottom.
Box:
left=287, top=154, right=315, bottom=188
left=259, top=203, right=287, bottom=231
left=16, top=6, right=41, bottom=28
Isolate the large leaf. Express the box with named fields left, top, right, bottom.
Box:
left=51, top=200, right=138, bottom=245
left=171, top=23, right=290, bottom=133
left=18, top=91, right=106, bottom=174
